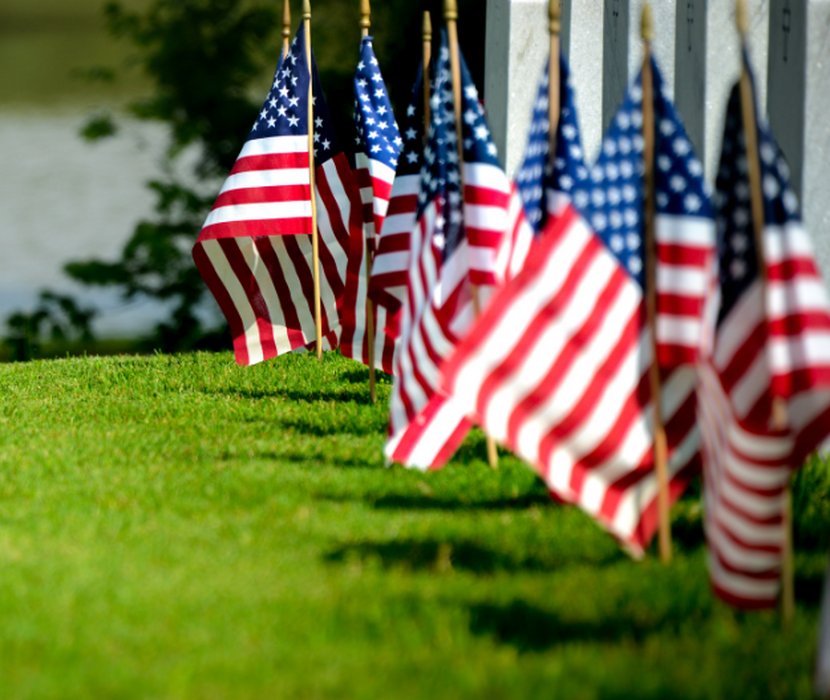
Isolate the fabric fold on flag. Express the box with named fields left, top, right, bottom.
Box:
left=193, top=24, right=361, bottom=365
left=699, top=52, right=830, bottom=608
left=338, top=36, right=401, bottom=373
left=436, top=56, right=711, bottom=555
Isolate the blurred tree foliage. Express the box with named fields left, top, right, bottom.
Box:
left=20, top=0, right=486, bottom=352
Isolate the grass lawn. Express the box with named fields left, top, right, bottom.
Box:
left=0, top=350, right=826, bottom=699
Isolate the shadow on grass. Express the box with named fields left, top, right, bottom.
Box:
left=796, top=568, right=826, bottom=607
left=325, top=538, right=624, bottom=574
left=371, top=492, right=555, bottom=511
left=468, top=600, right=658, bottom=651
left=272, top=413, right=385, bottom=436
left=315, top=491, right=556, bottom=511
left=208, top=386, right=379, bottom=406
left=264, top=452, right=384, bottom=470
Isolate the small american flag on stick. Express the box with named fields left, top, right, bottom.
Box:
left=193, top=24, right=360, bottom=365
left=698, top=51, right=830, bottom=608
left=338, top=37, right=401, bottom=374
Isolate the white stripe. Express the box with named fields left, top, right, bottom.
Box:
left=204, top=201, right=311, bottom=227
left=237, top=135, right=309, bottom=159
left=465, top=203, right=509, bottom=231
left=708, top=546, right=780, bottom=601
left=464, top=161, right=511, bottom=193
left=768, top=278, right=830, bottom=318
left=217, top=167, right=309, bottom=194
left=655, top=315, right=702, bottom=347
left=656, top=263, right=709, bottom=296
left=654, top=213, right=716, bottom=248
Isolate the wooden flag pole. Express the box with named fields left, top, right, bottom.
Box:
left=735, top=0, right=794, bottom=628
left=444, top=0, right=498, bottom=470
left=304, top=0, right=323, bottom=361
left=423, top=11, right=432, bottom=148
left=282, top=0, right=291, bottom=59
left=548, top=0, right=561, bottom=160
left=360, top=0, right=378, bottom=403
left=640, top=3, right=672, bottom=564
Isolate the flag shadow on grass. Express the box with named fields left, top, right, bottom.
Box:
left=206, top=386, right=380, bottom=406
left=367, top=492, right=555, bottom=512
left=324, top=538, right=624, bottom=574
left=468, top=600, right=672, bottom=651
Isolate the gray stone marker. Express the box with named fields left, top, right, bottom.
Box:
left=674, top=0, right=707, bottom=157
left=603, top=0, right=630, bottom=132
left=484, top=0, right=559, bottom=177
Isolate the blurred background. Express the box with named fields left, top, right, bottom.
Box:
left=0, top=0, right=486, bottom=360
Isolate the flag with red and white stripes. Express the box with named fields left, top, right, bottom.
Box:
left=385, top=35, right=521, bottom=468
left=572, top=58, right=715, bottom=370
left=440, top=202, right=701, bottom=555
left=338, top=37, right=401, bottom=373
left=436, top=60, right=708, bottom=554
left=369, top=64, right=425, bottom=327
left=193, top=25, right=360, bottom=365
left=698, top=56, right=830, bottom=608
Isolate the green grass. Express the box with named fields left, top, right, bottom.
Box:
left=0, top=351, right=826, bottom=699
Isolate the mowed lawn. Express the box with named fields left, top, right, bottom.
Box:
left=0, top=351, right=826, bottom=699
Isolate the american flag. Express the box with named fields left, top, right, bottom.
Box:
left=385, top=34, right=517, bottom=469
left=698, top=53, right=830, bottom=608
left=368, top=64, right=425, bottom=327
left=406, top=53, right=590, bottom=470
left=509, top=54, right=590, bottom=274
left=193, top=25, right=360, bottom=365
left=575, top=58, right=715, bottom=369
left=338, top=37, right=401, bottom=374
left=437, top=58, right=710, bottom=554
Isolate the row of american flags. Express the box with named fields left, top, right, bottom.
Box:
left=192, top=19, right=830, bottom=612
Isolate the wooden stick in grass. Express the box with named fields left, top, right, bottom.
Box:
left=303, top=0, right=323, bottom=361
left=735, top=0, right=794, bottom=628
left=282, top=0, right=291, bottom=59
left=640, top=3, right=672, bottom=564
left=423, top=11, right=432, bottom=148
left=359, top=0, right=378, bottom=402
left=444, top=0, right=498, bottom=470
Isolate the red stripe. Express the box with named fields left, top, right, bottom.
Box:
left=656, top=243, right=710, bottom=267
left=656, top=293, right=703, bottom=316
left=199, top=217, right=312, bottom=241
left=211, top=184, right=311, bottom=209
left=231, top=151, right=308, bottom=173
left=386, top=194, right=419, bottom=216
left=767, top=256, right=821, bottom=281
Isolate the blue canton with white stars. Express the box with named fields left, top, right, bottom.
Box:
left=354, top=37, right=402, bottom=169
left=457, top=44, right=500, bottom=169
left=417, top=33, right=464, bottom=259
left=310, top=60, right=341, bottom=167
left=396, top=63, right=426, bottom=177
left=250, top=24, right=340, bottom=168
left=251, top=26, right=309, bottom=141
left=574, top=57, right=711, bottom=289
left=514, top=53, right=589, bottom=234
left=714, top=51, right=801, bottom=325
